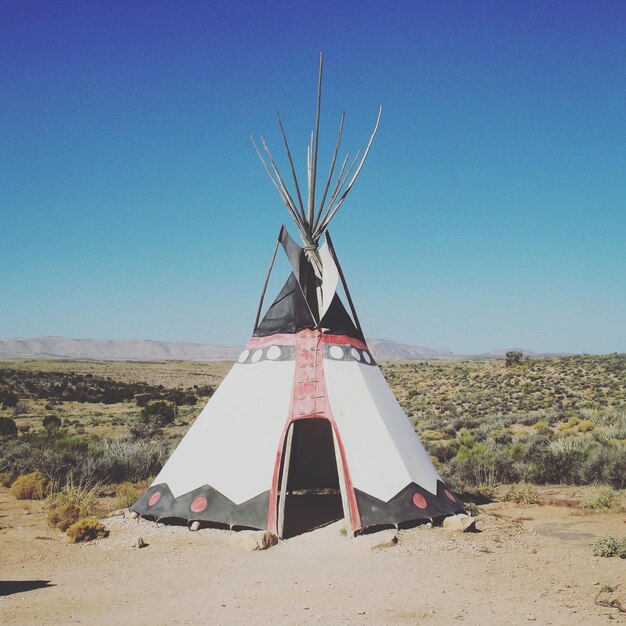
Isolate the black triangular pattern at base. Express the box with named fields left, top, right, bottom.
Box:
left=355, top=480, right=465, bottom=529
left=132, top=483, right=270, bottom=530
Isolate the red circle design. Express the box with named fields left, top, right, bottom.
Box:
left=444, top=489, right=456, bottom=502
left=147, top=492, right=161, bottom=506
left=412, top=492, right=427, bottom=509
left=190, top=496, right=208, bottom=513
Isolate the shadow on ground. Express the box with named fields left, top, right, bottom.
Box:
left=0, top=580, right=55, bottom=596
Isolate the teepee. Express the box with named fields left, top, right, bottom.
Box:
left=132, top=55, right=464, bottom=537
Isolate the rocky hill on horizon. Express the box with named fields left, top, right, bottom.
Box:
left=0, top=336, right=559, bottom=362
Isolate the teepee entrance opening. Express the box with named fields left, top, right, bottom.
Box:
left=277, top=418, right=347, bottom=538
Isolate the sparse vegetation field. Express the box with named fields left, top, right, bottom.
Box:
left=1, top=354, right=625, bottom=497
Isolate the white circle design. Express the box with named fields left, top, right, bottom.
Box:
left=329, top=345, right=344, bottom=360
left=351, top=348, right=361, bottom=361
left=362, top=351, right=372, bottom=364
left=238, top=349, right=250, bottom=363
left=266, top=345, right=281, bottom=360
left=251, top=349, right=263, bottom=363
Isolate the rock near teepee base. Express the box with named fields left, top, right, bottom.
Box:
left=354, top=530, right=398, bottom=550
left=230, top=530, right=278, bottom=551
left=442, top=514, right=476, bottom=532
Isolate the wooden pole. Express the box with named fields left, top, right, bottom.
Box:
left=315, top=106, right=382, bottom=238
left=277, top=422, right=294, bottom=539
left=313, top=111, right=345, bottom=232
left=253, top=236, right=281, bottom=332
left=276, top=111, right=306, bottom=222
left=307, top=52, right=324, bottom=227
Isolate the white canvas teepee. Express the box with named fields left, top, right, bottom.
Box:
left=132, top=55, right=464, bottom=537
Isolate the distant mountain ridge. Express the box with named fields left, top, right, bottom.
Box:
left=366, top=339, right=453, bottom=360
left=0, top=336, right=558, bottom=362
left=0, top=337, right=241, bottom=362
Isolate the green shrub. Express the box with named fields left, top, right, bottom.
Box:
left=530, top=437, right=590, bottom=484
left=129, top=421, right=156, bottom=440
left=14, top=401, right=30, bottom=415
left=519, top=414, right=542, bottom=426
left=502, top=485, right=539, bottom=504
left=580, top=445, right=626, bottom=489
left=582, top=487, right=621, bottom=511
left=597, top=422, right=626, bottom=442
left=592, top=536, right=626, bottom=558
left=505, top=350, right=523, bottom=367
left=43, top=415, right=62, bottom=431
left=140, top=400, right=177, bottom=429
left=66, top=517, right=107, bottom=543
left=195, top=384, right=214, bottom=397
left=420, top=429, right=448, bottom=441
left=0, top=416, right=18, bottom=437
left=48, top=502, right=88, bottom=532
left=0, top=432, right=167, bottom=487
left=96, top=440, right=167, bottom=483
left=9, top=471, right=50, bottom=499
left=1, top=389, right=18, bottom=408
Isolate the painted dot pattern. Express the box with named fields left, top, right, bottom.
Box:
left=266, top=345, right=282, bottom=360
left=190, top=496, right=208, bottom=513
left=147, top=492, right=161, bottom=507
left=412, top=492, right=427, bottom=509
left=238, top=349, right=250, bottom=363
left=329, top=345, right=344, bottom=360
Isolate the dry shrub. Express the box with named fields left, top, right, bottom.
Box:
left=0, top=471, right=14, bottom=487
left=577, top=420, right=595, bottom=433
left=45, top=478, right=102, bottom=516
left=66, top=518, right=107, bottom=543
left=48, top=502, right=88, bottom=532
left=115, top=482, right=139, bottom=509
left=476, top=483, right=498, bottom=499
left=9, top=471, right=50, bottom=499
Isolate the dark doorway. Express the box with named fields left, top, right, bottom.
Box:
left=278, top=418, right=344, bottom=538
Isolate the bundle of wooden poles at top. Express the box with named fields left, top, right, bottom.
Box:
left=250, top=53, right=382, bottom=281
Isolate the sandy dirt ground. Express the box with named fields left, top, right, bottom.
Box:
left=1, top=488, right=624, bottom=625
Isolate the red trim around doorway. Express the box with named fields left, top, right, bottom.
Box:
left=267, top=329, right=362, bottom=534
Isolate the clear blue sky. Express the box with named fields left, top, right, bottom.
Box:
left=1, top=1, right=625, bottom=354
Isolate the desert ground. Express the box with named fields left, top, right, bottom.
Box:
left=1, top=487, right=624, bottom=626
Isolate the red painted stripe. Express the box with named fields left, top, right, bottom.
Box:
left=246, top=334, right=297, bottom=349
left=267, top=328, right=362, bottom=535
left=246, top=332, right=368, bottom=351
left=321, top=334, right=368, bottom=351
